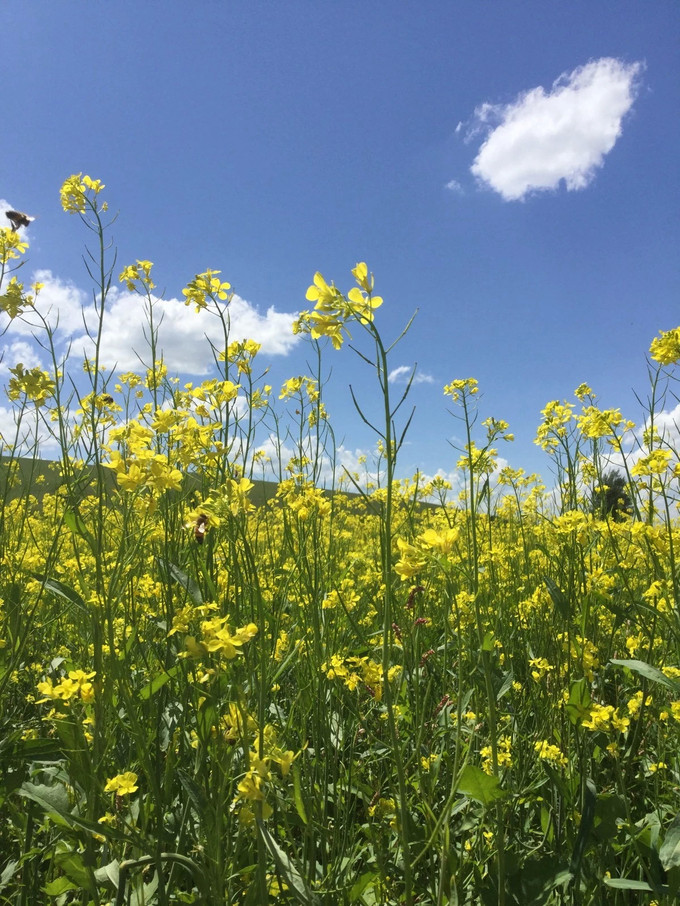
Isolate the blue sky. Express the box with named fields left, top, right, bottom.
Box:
left=2, top=2, right=679, bottom=485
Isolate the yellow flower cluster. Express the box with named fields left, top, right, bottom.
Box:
left=0, top=227, right=29, bottom=264
left=481, top=735, right=513, bottom=774
left=7, top=363, right=56, bottom=407
left=581, top=702, right=630, bottom=734
left=443, top=377, right=479, bottom=403
left=0, top=277, right=36, bottom=319
left=60, top=173, right=106, bottom=213
left=649, top=327, right=680, bottom=365
left=535, top=400, right=574, bottom=452
left=534, top=740, right=568, bottom=768
left=221, top=338, right=261, bottom=374
left=184, top=616, right=258, bottom=660
left=182, top=269, right=231, bottom=311
left=293, top=262, right=383, bottom=349
left=322, top=653, right=399, bottom=701
left=104, top=771, right=138, bottom=796
left=119, top=259, right=155, bottom=292
left=36, top=669, right=96, bottom=704
left=232, top=723, right=298, bottom=825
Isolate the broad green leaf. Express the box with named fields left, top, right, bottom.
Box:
left=44, top=877, right=79, bottom=896
left=0, top=860, right=19, bottom=893
left=544, top=576, right=570, bottom=620
left=20, top=781, right=70, bottom=815
left=19, top=781, right=137, bottom=846
left=604, top=878, right=653, bottom=891
left=457, top=764, right=507, bottom=806
left=30, top=574, right=87, bottom=612
left=63, top=510, right=96, bottom=549
left=197, top=698, right=218, bottom=740
left=496, top=669, right=514, bottom=701
left=177, top=769, right=209, bottom=816
left=53, top=718, right=91, bottom=782
left=138, top=663, right=182, bottom=700
left=509, top=855, right=572, bottom=906
left=53, top=850, right=91, bottom=889
left=64, top=509, right=89, bottom=535
left=0, top=737, right=64, bottom=763
left=610, top=659, right=680, bottom=694
left=93, top=859, right=120, bottom=887
left=570, top=778, right=596, bottom=880
left=660, top=815, right=680, bottom=870
left=257, top=821, right=320, bottom=906
left=158, top=559, right=203, bottom=606
left=350, top=871, right=379, bottom=901
left=594, top=793, right=627, bottom=842
left=565, top=678, right=591, bottom=726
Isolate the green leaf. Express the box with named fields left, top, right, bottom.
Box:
left=0, top=736, right=65, bottom=763
left=510, top=856, right=572, bottom=906
left=177, top=769, right=209, bottom=816
left=30, top=574, right=87, bottom=612
left=138, top=663, right=182, bottom=700
left=63, top=510, right=96, bottom=549
left=292, top=765, right=308, bottom=825
left=603, top=878, right=653, bottom=891
left=197, top=698, right=218, bottom=741
left=544, top=576, right=570, bottom=620
left=0, top=861, right=19, bottom=894
left=19, top=781, right=137, bottom=846
left=594, top=793, right=627, bottom=842
left=565, top=678, right=591, bottom=726
left=93, top=859, right=120, bottom=887
left=52, top=718, right=92, bottom=781
left=457, top=764, right=507, bottom=806
left=20, top=781, right=70, bottom=815
left=257, top=821, right=320, bottom=905
left=350, top=871, right=379, bottom=901
left=496, top=669, right=514, bottom=702
left=44, top=876, right=80, bottom=896
left=159, top=559, right=203, bottom=606
left=570, top=778, right=596, bottom=880
left=660, top=815, right=680, bottom=871
left=53, top=850, right=91, bottom=889
left=610, top=659, right=680, bottom=694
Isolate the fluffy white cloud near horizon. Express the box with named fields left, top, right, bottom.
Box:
left=468, top=57, right=643, bottom=201
left=1, top=269, right=300, bottom=375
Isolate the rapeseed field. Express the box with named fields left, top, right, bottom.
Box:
left=1, top=176, right=680, bottom=905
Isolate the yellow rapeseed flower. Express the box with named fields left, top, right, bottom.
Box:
left=649, top=327, right=680, bottom=366
left=104, top=771, right=138, bottom=796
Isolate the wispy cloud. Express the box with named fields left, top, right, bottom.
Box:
left=468, top=57, right=643, bottom=201
left=1, top=269, right=301, bottom=375
left=388, top=365, right=435, bottom=385
left=445, top=179, right=464, bottom=194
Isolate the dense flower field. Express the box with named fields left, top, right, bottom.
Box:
left=1, top=177, right=680, bottom=905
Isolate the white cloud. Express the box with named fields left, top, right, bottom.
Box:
left=445, top=179, right=464, bottom=194
left=1, top=270, right=301, bottom=376
left=0, top=403, right=62, bottom=457
left=250, top=434, right=377, bottom=490
left=417, top=454, right=511, bottom=503
left=388, top=365, right=435, bottom=385
left=0, top=340, right=44, bottom=374
left=469, top=57, right=643, bottom=201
